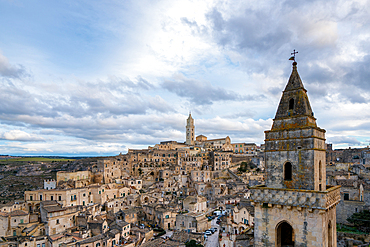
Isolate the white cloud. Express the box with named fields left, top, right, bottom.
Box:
left=0, top=130, right=45, bottom=142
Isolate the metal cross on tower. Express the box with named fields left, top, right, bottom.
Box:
left=289, top=49, right=298, bottom=62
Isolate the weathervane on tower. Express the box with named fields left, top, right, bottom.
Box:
left=289, top=49, right=298, bottom=63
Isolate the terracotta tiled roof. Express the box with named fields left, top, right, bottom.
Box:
left=9, top=210, right=28, bottom=216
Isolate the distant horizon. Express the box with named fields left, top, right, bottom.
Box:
left=1, top=140, right=369, bottom=157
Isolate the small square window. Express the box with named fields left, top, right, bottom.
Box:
left=344, top=193, right=350, bottom=200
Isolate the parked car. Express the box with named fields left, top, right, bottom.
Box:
left=205, top=230, right=212, bottom=235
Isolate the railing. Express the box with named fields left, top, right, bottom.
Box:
left=250, top=185, right=341, bottom=210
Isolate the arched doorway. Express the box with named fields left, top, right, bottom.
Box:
left=328, top=221, right=332, bottom=247
left=276, top=221, right=294, bottom=247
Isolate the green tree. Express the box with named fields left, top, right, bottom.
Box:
left=238, top=162, right=248, bottom=172
left=347, top=210, right=370, bottom=232
left=185, top=240, right=203, bottom=247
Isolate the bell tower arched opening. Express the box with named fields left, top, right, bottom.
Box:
left=289, top=98, right=294, bottom=110
left=284, top=162, right=292, bottom=181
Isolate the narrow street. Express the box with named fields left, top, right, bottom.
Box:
left=205, top=218, right=219, bottom=247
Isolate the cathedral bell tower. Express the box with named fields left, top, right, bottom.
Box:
left=186, top=113, right=195, bottom=145
left=251, top=58, right=341, bottom=247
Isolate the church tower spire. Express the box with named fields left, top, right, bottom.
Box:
left=266, top=61, right=323, bottom=190
left=251, top=57, right=341, bottom=247
left=186, top=113, right=194, bottom=145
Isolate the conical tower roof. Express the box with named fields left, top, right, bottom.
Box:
left=274, top=62, right=313, bottom=119
left=283, top=62, right=305, bottom=91
left=271, top=62, right=316, bottom=130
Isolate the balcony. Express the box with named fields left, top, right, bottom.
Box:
left=250, top=185, right=341, bottom=210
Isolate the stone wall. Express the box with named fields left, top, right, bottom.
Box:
left=265, top=127, right=326, bottom=191
left=336, top=199, right=365, bottom=224
left=250, top=185, right=341, bottom=210
left=253, top=203, right=337, bottom=247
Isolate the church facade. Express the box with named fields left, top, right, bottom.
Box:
left=250, top=61, right=341, bottom=247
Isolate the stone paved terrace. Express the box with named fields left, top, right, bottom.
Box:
left=250, top=185, right=341, bottom=210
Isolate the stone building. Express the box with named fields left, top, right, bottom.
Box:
left=183, top=195, right=207, bottom=213
left=186, top=113, right=195, bottom=146
left=232, top=143, right=257, bottom=155
left=211, top=151, right=232, bottom=171
left=175, top=212, right=210, bottom=232
left=334, top=179, right=367, bottom=224
left=250, top=61, right=341, bottom=246
left=196, top=135, right=233, bottom=151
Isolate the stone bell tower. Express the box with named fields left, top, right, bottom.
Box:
left=251, top=59, right=341, bottom=247
left=186, top=113, right=195, bottom=145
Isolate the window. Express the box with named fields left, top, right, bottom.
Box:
left=284, top=162, right=292, bottom=181
left=344, top=193, right=349, bottom=200
left=165, top=215, right=169, bottom=219
left=30, top=196, right=33, bottom=201
left=39, top=195, right=43, bottom=201
left=58, top=196, right=61, bottom=201
left=289, top=98, right=294, bottom=110
left=20, top=219, right=23, bottom=223
left=56, top=219, right=60, bottom=224
left=51, top=196, right=53, bottom=201
left=37, top=244, right=40, bottom=247
left=42, top=243, right=45, bottom=247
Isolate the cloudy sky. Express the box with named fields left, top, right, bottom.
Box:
left=0, top=0, right=370, bottom=156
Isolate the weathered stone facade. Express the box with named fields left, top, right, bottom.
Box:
left=186, top=113, right=195, bottom=145
left=251, top=61, right=340, bottom=247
